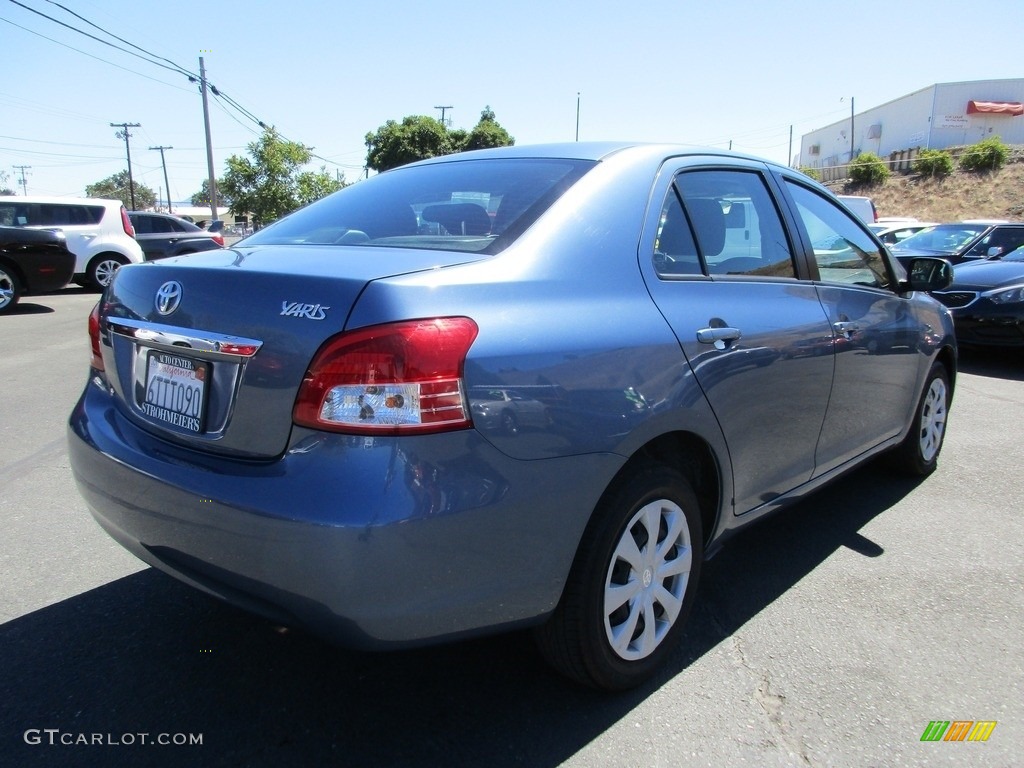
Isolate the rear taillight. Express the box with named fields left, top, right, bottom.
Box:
left=88, top=302, right=105, bottom=371
left=294, top=318, right=478, bottom=435
left=212, top=234, right=225, bottom=247
left=120, top=206, right=136, bottom=238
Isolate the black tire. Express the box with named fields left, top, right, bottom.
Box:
left=87, top=254, right=128, bottom=290
left=889, top=361, right=950, bottom=476
left=535, top=464, right=703, bottom=690
left=0, top=265, right=21, bottom=315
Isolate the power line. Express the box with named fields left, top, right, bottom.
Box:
left=6, top=0, right=190, bottom=78
left=6, top=0, right=360, bottom=178
left=0, top=14, right=191, bottom=92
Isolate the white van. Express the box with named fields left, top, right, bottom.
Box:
left=0, top=196, right=144, bottom=289
left=836, top=195, right=878, bottom=225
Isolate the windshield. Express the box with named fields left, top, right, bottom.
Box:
left=891, top=223, right=988, bottom=253
left=242, top=157, right=595, bottom=254
left=1002, top=245, right=1024, bottom=262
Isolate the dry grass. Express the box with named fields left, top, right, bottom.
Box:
left=826, top=150, right=1024, bottom=223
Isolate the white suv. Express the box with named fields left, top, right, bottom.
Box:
left=0, top=196, right=144, bottom=289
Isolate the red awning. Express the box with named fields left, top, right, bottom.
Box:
left=966, top=100, right=1024, bottom=116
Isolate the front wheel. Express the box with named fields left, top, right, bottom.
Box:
left=535, top=464, right=703, bottom=690
left=87, top=254, right=128, bottom=290
left=889, top=361, right=950, bottom=476
left=0, top=265, right=22, bottom=314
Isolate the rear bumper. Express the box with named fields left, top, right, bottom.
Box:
left=68, top=378, right=620, bottom=649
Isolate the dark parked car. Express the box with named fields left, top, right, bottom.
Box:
left=891, top=222, right=1024, bottom=267
left=932, top=244, right=1024, bottom=347
left=128, top=211, right=225, bottom=261
left=0, top=225, right=76, bottom=314
left=69, top=143, right=956, bottom=690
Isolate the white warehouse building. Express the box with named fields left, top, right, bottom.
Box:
left=798, top=78, right=1024, bottom=180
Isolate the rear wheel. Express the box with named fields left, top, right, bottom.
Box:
left=535, top=464, right=703, bottom=690
left=87, top=254, right=128, bottom=290
left=0, top=265, right=21, bottom=314
left=890, top=361, right=950, bottom=476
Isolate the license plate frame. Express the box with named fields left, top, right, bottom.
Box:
left=142, top=350, right=208, bottom=433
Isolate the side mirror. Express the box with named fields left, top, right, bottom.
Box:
left=987, top=246, right=1004, bottom=259
left=904, top=257, right=953, bottom=292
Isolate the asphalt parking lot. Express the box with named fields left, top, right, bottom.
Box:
left=1, top=288, right=1022, bottom=767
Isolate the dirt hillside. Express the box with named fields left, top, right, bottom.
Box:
left=826, top=149, right=1024, bottom=223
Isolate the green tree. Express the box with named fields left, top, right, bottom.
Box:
left=959, top=136, right=1009, bottom=172
left=220, top=128, right=346, bottom=226
left=848, top=152, right=890, bottom=185
left=365, top=108, right=515, bottom=172
left=191, top=178, right=231, bottom=208
left=86, top=170, right=156, bottom=210
left=365, top=116, right=454, bottom=173
left=913, top=149, right=954, bottom=178
left=460, top=106, right=515, bottom=151
left=0, top=170, right=13, bottom=196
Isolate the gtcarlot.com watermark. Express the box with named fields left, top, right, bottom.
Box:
left=24, top=729, right=202, bottom=747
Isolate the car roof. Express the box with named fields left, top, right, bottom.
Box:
left=407, top=141, right=790, bottom=171
left=0, top=195, right=122, bottom=206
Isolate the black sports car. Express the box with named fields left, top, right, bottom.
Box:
left=0, top=225, right=76, bottom=314
left=932, top=245, right=1024, bottom=347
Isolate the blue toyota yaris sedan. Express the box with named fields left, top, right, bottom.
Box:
left=69, top=143, right=956, bottom=689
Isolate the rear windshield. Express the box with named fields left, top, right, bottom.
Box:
left=242, top=157, right=596, bottom=254
left=891, top=223, right=987, bottom=253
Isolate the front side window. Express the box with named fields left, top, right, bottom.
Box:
left=965, top=228, right=1024, bottom=259
left=654, top=169, right=795, bottom=279
left=785, top=182, right=891, bottom=290
left=242, top=158, right=595, bottom=255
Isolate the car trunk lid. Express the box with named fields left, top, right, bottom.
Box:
left=98, top=244, right=486, bottom=458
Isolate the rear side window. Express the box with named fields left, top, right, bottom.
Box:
left=654, top=169, right=795, bottom=278
left=243, top=158, right=595, bottom=254
left=785, top=182, right=891, bottom=289
left=0, top=202, right=102, bottom=226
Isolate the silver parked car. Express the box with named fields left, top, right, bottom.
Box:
left=69, top=143, right=956, bottom=689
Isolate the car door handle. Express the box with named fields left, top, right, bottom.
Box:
left=833, top=321, right=860, bottom=337
left=696, top=327, right=742, bottom=345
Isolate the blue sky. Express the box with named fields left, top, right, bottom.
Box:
left=2, top=0, right=1022, bottom=203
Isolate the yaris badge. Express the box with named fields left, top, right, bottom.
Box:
left=155, top=281, right=183, bottom=315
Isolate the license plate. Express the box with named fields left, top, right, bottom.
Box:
left=142, top=351, right=208, bottom=433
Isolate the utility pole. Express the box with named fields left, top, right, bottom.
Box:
left=110, top=122, right=141, bottom=210
left=199, top=57, right=219, bottom=221
left=850, top=96, right=856, bottom=163
left=575, top=93, right=580, bottom=141
left=149, top=146, right=174, bottom=213
left=12, top=165, right=31, bottom=195
left=434, top=105, right=453, bottom=127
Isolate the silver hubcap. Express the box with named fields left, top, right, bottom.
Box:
left=918, top=377, right=947, bottom=463
left=94, top=260, right=121, bottom=286
left=604, top=498, right=692, bottom=661
left=0, top=272, right=13, bottom=308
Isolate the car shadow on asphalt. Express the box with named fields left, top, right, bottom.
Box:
left=1, top=462, right=921, bottom=768
left=6, top=302, right=56, bottom=316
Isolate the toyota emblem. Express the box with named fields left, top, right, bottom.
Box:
left=155, top=281, right=183, bottom=315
